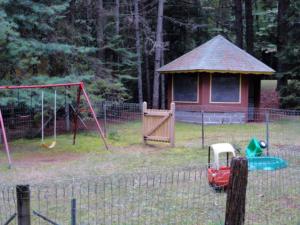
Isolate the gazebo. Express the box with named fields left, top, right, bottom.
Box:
left=158, top=35, right=275, bottom=123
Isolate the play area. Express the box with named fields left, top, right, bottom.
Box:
left=2, top=0, right=300, bottom=222
left=0, top=82, right=108, bottom=167
left=0, top=85, right=299, bottom=224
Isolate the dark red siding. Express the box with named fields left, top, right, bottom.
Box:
left=166, top=73, right=261, bottom=112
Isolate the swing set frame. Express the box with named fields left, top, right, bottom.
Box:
left=0, top=82, right=108, bottom=168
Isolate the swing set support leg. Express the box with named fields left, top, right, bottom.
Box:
left=73, top=86, right=82, bottom=145
left=0, top=109, right=12, bottom=168
left=80, top=83, right=109, bottom=150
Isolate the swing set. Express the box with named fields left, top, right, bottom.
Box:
left=41, top=90, right=57, bottom=149
left=0, top=82, right=108, bottom=168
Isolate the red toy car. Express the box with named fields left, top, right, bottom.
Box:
left=207, top=143, right=236, bottom=190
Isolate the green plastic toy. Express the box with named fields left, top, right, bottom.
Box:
left=245, top=137, right=263, bottom=157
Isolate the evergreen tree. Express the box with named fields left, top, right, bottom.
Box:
left=0, top=0, right=299, bottom=108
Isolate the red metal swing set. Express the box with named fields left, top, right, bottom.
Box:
left=0, top=82, right=108, bottom=168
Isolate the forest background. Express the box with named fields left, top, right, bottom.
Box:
left=0, top=0, right=299, bottom=109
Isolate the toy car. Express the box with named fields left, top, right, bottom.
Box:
left=207, top=143, right=236, bottom=190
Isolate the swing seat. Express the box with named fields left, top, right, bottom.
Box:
left=41, top=141, right=56, bottom=149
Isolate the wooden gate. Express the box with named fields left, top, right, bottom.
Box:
left=142, top=102, right=175, bottom=146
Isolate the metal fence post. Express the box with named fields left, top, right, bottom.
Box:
left=71, top=198, right=76, bottom=225
left=170, top=102, right=175, bottom=147
left=103, top=102, right=107, bottom=137
left=225, top=157, right=248, bottom=225
left=142, top=102, right=147, bottom=144
left=65, top=87, right=70, bottom=132
left=265, top=111, right=269, bottom=156
left=201, top=110, right=204, bottom=149
left=65, top=105, right=70, bottom=132
left=17, top=185, right=31, bottom=225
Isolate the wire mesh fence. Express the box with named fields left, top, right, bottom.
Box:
left=94, top=101, right=142, bottom=137
left=1, top=101, right=300, bottom=149
left=0, top=148, right=299, bottom=225
left=174, top=106, right=300, bottom=149
left=0, top=101, right=300, bottom=147
left=0, top=102, right=300, bottom=224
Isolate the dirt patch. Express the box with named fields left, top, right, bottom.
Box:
left=279, top=196, right=300, bottom=209
left=11, top=152, right=81, bottom=167
left=110, top=143, right=170, bottom=154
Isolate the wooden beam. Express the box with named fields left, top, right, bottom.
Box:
left=0, top=109, right=12, bottom=168
left=225, top=157, right=248, bottom=225
left=17, top=185, right=31, bottom=225
left=145, top=113, right=171, bottom=136
left=80, top=83, right=108, bottom=150
left=144, top=136, right=169, bottom=142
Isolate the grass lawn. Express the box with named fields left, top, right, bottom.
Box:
left=0, top=120, right=299, bottom=184
left=0, top=122, right=208, bottom=184
left=0, top=120, right=299, bottom=224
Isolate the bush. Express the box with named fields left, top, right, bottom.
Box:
left=279, top=80, right=300, bottom=109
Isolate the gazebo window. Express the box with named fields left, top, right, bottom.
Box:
left=173, top=75, right=198, bottom=102
left=210, top=74, right=241, bottom=103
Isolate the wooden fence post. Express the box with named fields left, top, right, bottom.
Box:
left=17, top=185, right=31, bottom=225
left=170, top=102, right=175, bottom=147
left=71, top=198, right=76, bottom=225
left=225, top=157, right=248, bottom=225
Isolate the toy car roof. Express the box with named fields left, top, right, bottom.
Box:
left=210, top=143, right=236, bottom=155
left=210, top=143, right=236, bottom=170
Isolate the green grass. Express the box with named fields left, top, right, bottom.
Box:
left=0, top=120, right=299, bottom=224
left=0, top=121, right=208, bottom=184
left=0, top=120, right=299, bottom=184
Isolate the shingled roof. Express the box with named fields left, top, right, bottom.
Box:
left=158, top=35, right=275, bottom=75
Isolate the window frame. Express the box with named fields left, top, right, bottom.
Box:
left=209, top=74, right=241, bottom=104
left=172, top=74, right=199, bottom=103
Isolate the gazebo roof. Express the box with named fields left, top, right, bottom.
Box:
left=158, top=35, right=275, bottom=75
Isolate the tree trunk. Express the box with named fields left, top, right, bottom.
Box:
left=225, top=157, right=248, bottom=225
left=245, top=0, right=254, bottom=54
left=277, top=0, right=290, bottom=90
left=96, top=0, right=104, bottom=77
left=115, top=0, right=120, bottom=35
left=134, top=0, right=143, bottom=104
left=160, top=48, right=165, bottom=109
left=254, top=0, right=259, bottom=32
left=216, top=0, right=221, bottom=28
left=144, top=46, right=151, bottom=105
left=152, top=0, right=165, bottom=108
left=69, top=0, right=76, bottom=25
left=84, top=0, right=92, bottom=45
left=233, top=0, right=243, bottom=48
